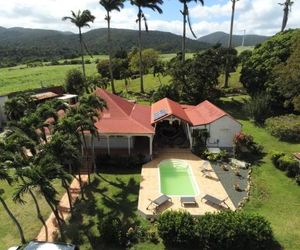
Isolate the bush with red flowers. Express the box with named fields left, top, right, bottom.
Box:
left=234, top=132, right=263, bottom=159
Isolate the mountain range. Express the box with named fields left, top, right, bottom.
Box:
left=0, top=27, right=269, bottom=67
left=0, top=27, right=208, bottom=67
left=198, top=31, right=269, bottom=47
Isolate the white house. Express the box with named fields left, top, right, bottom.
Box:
left=85, top=89, right=242, bottom=157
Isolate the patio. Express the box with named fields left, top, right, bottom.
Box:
left=137, top=148, right=237, bottom=218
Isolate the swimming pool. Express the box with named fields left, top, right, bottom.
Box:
left=159, top=159, right=199, bottom=196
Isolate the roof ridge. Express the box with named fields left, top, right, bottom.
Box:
left=100, top=89, right=153, bottom=133
left=99, top=89, right=134, bottom=118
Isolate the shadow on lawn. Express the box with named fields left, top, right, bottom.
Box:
left=63, top=174, right=140, bottom=249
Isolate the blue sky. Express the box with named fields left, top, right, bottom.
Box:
left=0, top=0, right=299, bottom=38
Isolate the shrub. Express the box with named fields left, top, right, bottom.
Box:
left=296, top=175, right=300, bottom=185
left=234, top=132, right=264, bottom=159
left=195, top=212, right=274, bottom=250
left=202, top=149, right=229, bottom=162
left=99, top=216, right=125, bottom=245
left=95, top=154, right=146, bottom=169
left=271, top=151, right=285, bottom=165
left=152, top=84, right=180, bottom=102
left=265, top=114, right=300, bottom=142
left=243, top=93, right=272, bottom=124
left=157, top=211, right=275, bottom=250
left=157, top=211, right=196, bottom=248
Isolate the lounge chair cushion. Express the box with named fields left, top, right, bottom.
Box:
left=180, top=197, right=197, bottom=206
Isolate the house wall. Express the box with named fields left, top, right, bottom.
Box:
left=84, top=135, right=134, bottom=149
left=206, top=116, right=241, bottom=148
left=191, top=116, right=241, bottom=148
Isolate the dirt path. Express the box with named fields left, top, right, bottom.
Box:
left=36, top=175, right=88, bottom=242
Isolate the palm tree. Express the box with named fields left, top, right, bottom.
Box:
left=179, top=0, right=203, bottom=62
left=279, top=0, right=294, bottom=32
left=56, top=115, right=86, bottom=200
left=99, top=0, right=125, bottom=94
left=0, top=131, right=49, bottom=241
left=79, top=94, right=107, bottom=173
left=0, top=166, right=26, bottom=244
left=16, top=161, right=66, bottom=241
left=224, top=0, right=238, bottom=88
left=130, top=0, right=164, bottom=93
left=62, top=10, right=96, bottom=79
left=4, top=93, right=36, bottom=121
left=43, top=132, right=79, bottom=215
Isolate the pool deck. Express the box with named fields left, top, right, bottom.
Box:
left=138, top=148, right=236, bottom=218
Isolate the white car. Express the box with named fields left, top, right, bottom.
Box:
left=8, top=241, right=79, bottom=250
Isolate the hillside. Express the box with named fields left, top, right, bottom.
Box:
left=198, top=31, right=269, bottom=47
left=0, top=27, right=209, bottom=67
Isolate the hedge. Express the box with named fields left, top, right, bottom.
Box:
left=271, top=151, right=300, bottom=178
left=157, top=211, right=275, bottom=250
left=265, top=114, right=300, bottom=142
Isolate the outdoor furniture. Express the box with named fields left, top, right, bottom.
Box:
left=180, top=197, right=197, bottom=207
left=146, top=195, right=172, bottom=212
left=230, top=158, right=250, bottom=169
left=200, top=161, right=211, bottom=172
left=201, top=194, right=229, bottom=209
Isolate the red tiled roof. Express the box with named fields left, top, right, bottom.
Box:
left=151, top=98, right=191, bottom=124
left=94, top=88, right=154, bottom=134
left=185, top=100, right=228, bottom=126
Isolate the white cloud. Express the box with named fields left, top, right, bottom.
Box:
left=0, top=0, right=299, bottom=38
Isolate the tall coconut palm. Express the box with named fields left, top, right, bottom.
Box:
left=0, top=166, right=26, bottom=244
left=224, top=0, right=238, bottom=88
left=179, top=0, right=203, bottom=62
left=99, top=0, right=125, bottom=94
left=17, top=161, right=66, bottom=241
left=43, top=132, right=79, bottom=215
left=130, top=0, right=164, bottom=93
left=56, top=115, right=86, bottom=200
left=0, top=131, right=49, bottom=241
left=279, top=0, right=294, bottom=32
left=62, top=10, right=96, bottom=79
left=79, top=94, right=107, bottom=173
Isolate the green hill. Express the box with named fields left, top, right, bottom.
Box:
left=198, top=31, right=269, bottom=47
left=0, top=27, right=209, bottom=67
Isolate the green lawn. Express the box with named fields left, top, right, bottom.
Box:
left=218, top=96, right=300, bottom=250
left=63, top=170, right=163, bottom=250
left=0, top=173, right=65, bottom=250
left=0, top=53, right=183, bottom=96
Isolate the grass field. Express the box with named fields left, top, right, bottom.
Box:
left=0, top=53, right=192, bottom=96
left=218, top=96, right=300, bottom=250
left=0, top=173, right=65, bottom=250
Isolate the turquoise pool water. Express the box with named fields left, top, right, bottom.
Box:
left=159, top=159, right=198, bottom=196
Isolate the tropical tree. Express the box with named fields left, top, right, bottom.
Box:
left=99, top=0, right=125, bottom=94
left=0, top=166, right=26, bottom=244
left=179, top=0, right=204, bottom=62
left=55, top=115, right=86, bottom=200
left=279, top=0, right=294, bottom=32
left=16, top=159, right=66, bottom=241
left=0, top=130, right=49, bottom=240
left=4, top=93, right=36, bottom=121
left=224, top=0, right=238, bottom=88
left=42, top=132, right=79, bottom=215
left=79, top=94, right=107, bottom=173
left=62, top=10, right=96, bottom=79
left=130, top=0, right=164, bottom=93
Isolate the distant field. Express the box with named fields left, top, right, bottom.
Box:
left=235, top=46, right=254, bottom=54
left=0, top=53, right=185, bottom=96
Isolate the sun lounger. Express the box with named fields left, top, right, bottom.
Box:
left=201, top=194, right=229, bottom=209
left=180, top=197, right=197, bottom=207
left=146, top=195, right=172, bottom=211
left=200, top=161, right=210, bottom=172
